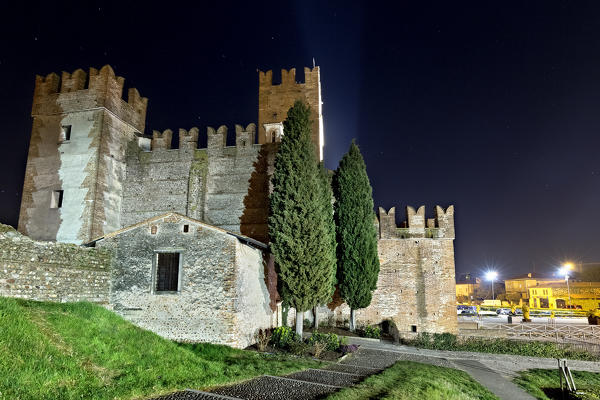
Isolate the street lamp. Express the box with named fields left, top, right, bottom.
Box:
left=486, top=271, right=498, bottom=300
left=559, top=263, right=573, bottom=309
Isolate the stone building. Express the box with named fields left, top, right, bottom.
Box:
left=2, top=64, right=457, bottom=347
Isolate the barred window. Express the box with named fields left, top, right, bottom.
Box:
left=156, top=253, right=180, bottom=292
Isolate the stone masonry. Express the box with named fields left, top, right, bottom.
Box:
left=0, top=224, right=111, bottom=303
left=95, top=213, right=273, bottom=348
left=291, top=206, right=458, bottom=335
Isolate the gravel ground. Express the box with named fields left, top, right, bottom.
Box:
left=150, top=389, right=239, bottom=399
left=285, top=368, right=362, bottom=387
left=323, top=363, right=381, bottom=376
left=339, top=348, right=405, bottom=369
left=209, top=375, right=338, bottom=400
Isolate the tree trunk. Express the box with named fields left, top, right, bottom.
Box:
left=313, top=306, right=319, bottom=330
left=296, top=310, right=304, bottom=338
left=349, top=309, right=356, bottom=332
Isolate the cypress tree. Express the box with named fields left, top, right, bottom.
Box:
left=269, top=100, right=336, bottom=337
left=333, top=141, right=380, bottom=331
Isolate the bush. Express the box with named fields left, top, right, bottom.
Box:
left=313, top=341, right=327, bottom=358
left=271, top=326, right=298, bottom=349
left=308, top=332, right=345, bottom=352
left=255, top=328, right=271, bottom=352
left=405, top=333, right=598, bottom=361
left=304, top=318, right=312, bottom=329
left=289, top=340, right=310, bottom=356
left=364, top=325, right=382, bottom=339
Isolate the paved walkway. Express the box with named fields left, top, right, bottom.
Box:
left=150, top=338, right=600, bottom=400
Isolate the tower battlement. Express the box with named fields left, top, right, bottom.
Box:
left=258, top=67, right=320, bottom=87
left=378, top=205, right=455, bottom=239
left=32, top=65, right=148, bottom=133
left=258, top=66, right=323, bottom=160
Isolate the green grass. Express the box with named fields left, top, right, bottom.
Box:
left=0, top=297, right=321, bottom=400
left=515, top=369, right=600, bottom=399
left=403, top=333, right=599, bottom=361
left=325, top=361, right=498, bottom=400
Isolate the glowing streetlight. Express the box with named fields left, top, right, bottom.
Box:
left=486, top=271, right=498, bottom=300
left=559, top=262, right=573, bottom=308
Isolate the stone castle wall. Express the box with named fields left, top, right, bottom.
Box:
left=289, top=206, right=458, bottom=335
left=0, top=225, right=111, bottom=303
left=19, top=66, right=147, bottom=244
left=121, top=124, right=276, bottom=243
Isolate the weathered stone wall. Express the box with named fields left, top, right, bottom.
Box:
left=0, top=224, right=111, bottom=303
left=258, top=67, right=323, bottom=160
left=297, top=206, right=458, bottom=335
left=121, top=124, right=275, bottom=243
left=97, top=213, right=273, bottom=348
left=18, top=66, right=147, bottom=244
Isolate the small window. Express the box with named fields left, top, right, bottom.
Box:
left=60, top=125, right=72, bottom=142
left=50, top=190, right=63, bottom=208
left=183, top=224, right=189, bottom=233
left=156, top=253, right=180, bottom=292
left=151, top=225, right=157, bottom=235
left=411, top=325, right=417, bottom=333
left=271, top=131, right=277, bottom=143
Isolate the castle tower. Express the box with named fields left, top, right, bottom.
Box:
left=18, top=65, right=147, bottom=244
left=258, top=67, right=324, bottom=160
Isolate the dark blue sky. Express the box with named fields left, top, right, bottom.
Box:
left=1, top=1, right=599, bottom=277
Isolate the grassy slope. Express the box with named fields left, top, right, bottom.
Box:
left=325, top=361, right=498, bottom=400
left=0, top=298, right=321, bottom=400
left=515, top=369, right=600, bottom=400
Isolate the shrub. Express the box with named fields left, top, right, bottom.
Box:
left=340, top=344, right=359, bottom=355
left=364, top=325, right=381, bottom=339
left=404, top=333, right=599, bottom=361
left=271, top=326, right=298, bottom=349
left=304, top=318, right=312, bottom=329
left=289, top=340, right=310, bottom=356
left=308, top=332, right=345, bottom=352
left=255, top=328, right=271, bottom=352
left=313, top=341, right=327, bottom=358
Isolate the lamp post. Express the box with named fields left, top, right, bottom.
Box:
left=486, top=271, right=498, bottom=301
left=559, top=263, right=573, bottom=309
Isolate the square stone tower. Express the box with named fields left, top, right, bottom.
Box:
left=258, top=67, right=323, bottom=160
left=18, top=65, right=147, bottom=243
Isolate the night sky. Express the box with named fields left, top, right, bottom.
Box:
left=1, top=2, right=599, bottom=278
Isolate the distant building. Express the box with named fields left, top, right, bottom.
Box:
left=504, top=273, right=562, bottom=303
left=455, top=273, right=480, bottom=302
left=528, top=281, right=600, bottom=310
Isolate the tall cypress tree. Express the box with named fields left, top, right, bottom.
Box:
left=333, top=141, right=380, bottom=331
left=269, top=100, right=336, bottom=337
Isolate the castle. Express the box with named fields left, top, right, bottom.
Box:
left=0, top=65, right=457, bottom=348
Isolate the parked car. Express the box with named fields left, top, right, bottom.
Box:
left=496, top=308, right=511, bottom=315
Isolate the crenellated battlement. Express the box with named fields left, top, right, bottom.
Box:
left=378, top=205, right=455, bottom=240
left=32, top=65, right=148, bottom=133
left=258, top=66, right=320, bottom=87
left=151, top=129, right=173, bottom=150
left=142, top=123, right=257, bottom=152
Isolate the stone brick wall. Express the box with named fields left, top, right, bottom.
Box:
left=97, top=213, right=273, bottom=348
left=0, top=224, right=111, bottom=303
left=297, top=206, right=458, bottom=335
left=121, top=124, right=276, bottom=243
left=19, top=66, right=146, bottom=244
left=258, top=67, right=323, bottom=159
